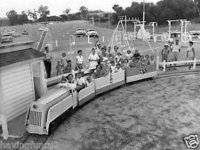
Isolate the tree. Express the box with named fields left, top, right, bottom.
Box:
left=63, top=8, right=71, bottom=21
left=18, top=11, right=29, bottom=24
left=79, top=6, right=89, bottom=20
left=6, top=10, right=18, bottom=25
left=38, top=5, right=50, bottom=22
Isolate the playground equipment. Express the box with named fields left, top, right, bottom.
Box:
left=180, top=20, right=192, bottom=42
left=148, top=22, right=168, bottom=43
left=166, top=19, right=200, bottom=43
left=149, top=22, right=158, bottom=39
left=167, top=19, right=200, bottom=43
left=108, top=18, right=132, bottom=52
left=108, top=16, right=155, bottom=58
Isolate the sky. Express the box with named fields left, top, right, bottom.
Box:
left=0, top=0, right=159, bottom=18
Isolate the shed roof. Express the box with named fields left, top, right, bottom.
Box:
left=0, top=48, right=45, bottom=68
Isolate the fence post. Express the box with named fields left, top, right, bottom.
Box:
left=193, top=58, right=196, bottom=69
left=156, top=56, right=160, bottom=71
left=163, top=60, right=166, bottom=72
left=102, top=36, right=105, bottom=42
left=55, top=40, right=58, bottom=47
left=88, top=36, right=92, bottom=44
left=0, top=114, right=9, bottom=140
left=154, top=36, right=157, bottom=42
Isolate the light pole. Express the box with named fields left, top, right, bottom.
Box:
left=142, top=0, right=145, bottom=27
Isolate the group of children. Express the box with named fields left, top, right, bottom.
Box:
left=161, top=39, right=181, bottom=63
left=161, top=39, right=195, bottom=69
left=56, top=44, right=157, bottom=93
left=56, top=53, right=72, bottom=75
left=56, top=43, right=157, bottom=78
left=59, top=71, right=92, bottom=92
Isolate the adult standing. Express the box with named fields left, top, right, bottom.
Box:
left=186, top=41, right=195, bottom=69
left=43, top=46, right=52, bottom=78
left=161, top=44, right=170, bottom=62
left=88, top=48, right=99, bottom=69
left=172, top=39, right=181, bottom=61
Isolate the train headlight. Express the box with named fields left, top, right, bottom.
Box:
left=33, top=104, right=38, bottom=109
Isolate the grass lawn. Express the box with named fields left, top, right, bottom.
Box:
left=1, top=21, right=200, bottom=76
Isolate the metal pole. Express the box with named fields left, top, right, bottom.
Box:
left=168, top=20, right=171, bottom=39
left=143, top=0, right=145, bottom=27
left=125, top=16, right=127, bottom=33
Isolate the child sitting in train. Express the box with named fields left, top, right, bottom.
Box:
left=150, top=55, right=156, bottom=65
left=122, top=59, right=130, bottom=69
left=63, top=60, right=72, bottom=73
left=101, top=63, right=109, bottom=76
left=93, top=64, right=109, bottom=79
left=76, top=71, right=86, bottom=92
left=140, top=55, right=147, bottom=74
left=110, top=61, right=116, bottom=73
left=115, top=63, right=123, bottom=72
left=56, top=60, right=62, bottom=75
left=58, top=74, right=77, bottom=90
left=144, top=54, right=150, bottom=65
left=101, top=47, right=109, bottom=63
left=129, top=57, right=138, bottom=68
left=115, top=52, right=122, bottom=64
left=113, top=45, right=119, bottom=56
left=93, top=65, right=102, bottom=79
left=86, top=76, right=93, bottom=86
left=133, top=49, right=141, bottom=60
left=125, top=50, right=133, bottom=60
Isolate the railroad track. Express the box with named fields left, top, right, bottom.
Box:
left=15, top=69, right=200, bottom=150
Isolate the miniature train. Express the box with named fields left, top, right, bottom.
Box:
left=25, top=64, right=157, bottom=135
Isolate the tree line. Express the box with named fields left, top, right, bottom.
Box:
left=3, top=5, right=108, bottom=26
left=2, top=0, right=200, bottom=26
left=112, top=0, right=200, bottom=25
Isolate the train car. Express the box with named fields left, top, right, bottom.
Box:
left=78, top=82, right=95, bottom=106
left=26, top=88, right=77, bottom=135
left=26, top=65, right=157, bottom=135
left=126, top=64, right=157, bottom=83
left=94, top=74, right=113, bottom=95
left=111, top=69, right=126, bottom=88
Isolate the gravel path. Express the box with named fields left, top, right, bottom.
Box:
left=41, top=73, right=200, bottom=150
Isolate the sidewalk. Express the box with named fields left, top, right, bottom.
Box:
left=0, top=113, right=29, bottom=150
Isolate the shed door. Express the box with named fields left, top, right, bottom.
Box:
left=1, top=64, right=35, bottom=121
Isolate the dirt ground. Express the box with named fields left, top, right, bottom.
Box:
left=41, top=73, right=200, bottom=150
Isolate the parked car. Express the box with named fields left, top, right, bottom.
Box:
left=86, top=29, right=98, bottom=38
left=8, top=31, right=20, bottom=38
left=0, top=34, right=13, bottom=43
left=190, top=31, right=200, bottom=39
left=75, top=28, right=86, bottom=37
left=22, top=30, right=29, bottom=35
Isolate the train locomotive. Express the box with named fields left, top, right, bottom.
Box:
left=25, top=63, right=157, bottom=135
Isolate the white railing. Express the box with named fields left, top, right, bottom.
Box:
left=159, top=58, right=200, bottom=72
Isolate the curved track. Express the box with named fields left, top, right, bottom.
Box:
left=18, top=71, right=200, bottom=150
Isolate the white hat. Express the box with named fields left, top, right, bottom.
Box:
left=164, top=43, right=169, bottom=47
left=168, top=38, right=173, bottom=42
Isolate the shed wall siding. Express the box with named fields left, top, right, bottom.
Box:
left=0, top=64, right=35, bottom=121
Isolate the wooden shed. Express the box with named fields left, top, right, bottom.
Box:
left=0, top=41, right=47, bottom=122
